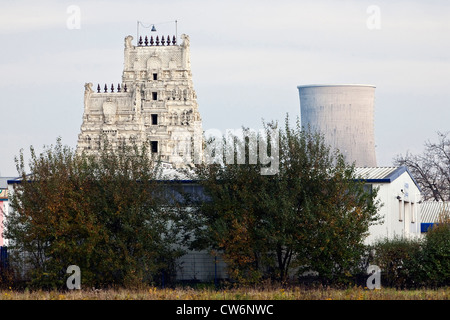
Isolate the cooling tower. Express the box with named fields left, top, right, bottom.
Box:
left=297, top=84, right=377, bottom=167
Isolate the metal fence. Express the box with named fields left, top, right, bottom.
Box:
left=175, top=251, right=229, bottom=284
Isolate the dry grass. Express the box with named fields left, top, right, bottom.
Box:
left=0, top=285, right=448, bottom=300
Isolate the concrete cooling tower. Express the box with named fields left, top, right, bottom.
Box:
left=297, top=84, right=377, bottom=167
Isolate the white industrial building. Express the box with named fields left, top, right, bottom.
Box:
left=355, top=166, right=422, bottom=244
left=0, top=177, right=11, bottom=247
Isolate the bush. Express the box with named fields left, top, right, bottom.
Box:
left=418, top=222, right=450, bottom=287
left=368, top=236, right=422, bottom=289
left=369, top=222, right=450, bottom=289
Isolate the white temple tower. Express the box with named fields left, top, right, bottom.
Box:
left=77, top=34, right=203, bottom=167
left=297, top=84, right=377, bottom=167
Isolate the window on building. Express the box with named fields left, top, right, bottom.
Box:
left=151, top=114, right=158, bottom=125
left=398, top=198, right=403, bottom=221
left=151, top=141, right=158, bottom=153
left=411, top=203, right=415, bottom=223
left=152, top=92, right=158, bottom=101
left=153, top=73, right=158, bottom=80
left=404, top=201, right=410, bottom=224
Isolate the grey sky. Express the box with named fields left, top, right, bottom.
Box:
left=1, top=0, right=449, bottom=176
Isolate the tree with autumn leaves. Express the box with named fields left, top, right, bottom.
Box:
left=5, top=116, right=382, bottom=288
left=5, top=138, right=184, bottom=289
left=189, top=118, right=381, bottom=284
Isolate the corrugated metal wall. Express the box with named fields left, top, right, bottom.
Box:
left=421, top=201, right=450, bottom=223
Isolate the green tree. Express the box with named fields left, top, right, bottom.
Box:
left=5, top=137, right=184, bottom=289
left=418, top=219, right=450, bottom=287
left=369, top=236, right=423, bottom=288
left=369, top=218, right=450, bottom=289
left=189, top=117, right=381, bottom=284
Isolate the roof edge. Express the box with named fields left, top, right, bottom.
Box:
left=297, top=84, right=376, bottom=88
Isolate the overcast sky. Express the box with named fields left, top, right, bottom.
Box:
left=1, top=0, right=449, bottom=176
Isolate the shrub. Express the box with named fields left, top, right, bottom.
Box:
left=418, top=222, right=450, bottom=287
left=368, top=236, right=422, bottom=289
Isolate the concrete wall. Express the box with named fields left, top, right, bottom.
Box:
left=365, top=171, right=422, bottom=244
left=298, top=84, right=377, bottom=167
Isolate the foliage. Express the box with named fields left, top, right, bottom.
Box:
left=418, top=220, right=450, bottom=287
left=189, top=116, right=381, bottom=285
left=5, top=137, right=184, bottom=289
left=394, top=131, right=450, bottom=201
left=368, top=236, right=423, bottom=288
left=369, top=219, right=450, bottom=289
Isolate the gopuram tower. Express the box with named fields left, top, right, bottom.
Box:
left=77, top=33, right=203, bottom=167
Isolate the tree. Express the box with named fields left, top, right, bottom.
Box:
left=5, top=137, right=184, bottom=289
left=394, top=131, right=450, bottom=201
left=189, top=116, right=381, bottom=284
left=418, top=217, right=450, bottom=287
left=368, top=215, right=450, bottom=289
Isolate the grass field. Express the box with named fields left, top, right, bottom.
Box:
left=1, top=286, right=448, bottom=300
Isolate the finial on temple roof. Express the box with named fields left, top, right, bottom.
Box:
left=181, top=34, right=189, bottom=48
left=125, top=35, right=133, bottom=49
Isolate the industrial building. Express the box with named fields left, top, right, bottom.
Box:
left=420, top=201, right=450, bottom=233
left=298, top=84, right=377, bottom=167
left=0, top=177, right=12, bottom=248
left=354, top=167, right=422, bottom=244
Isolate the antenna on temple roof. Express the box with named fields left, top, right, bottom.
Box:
left=137, top=20, right=178, bottom=46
